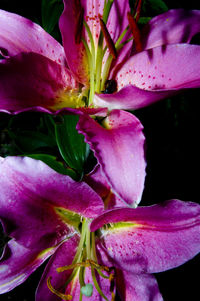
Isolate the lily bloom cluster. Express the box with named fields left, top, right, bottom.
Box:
left=1, top=0, right=200, bottom=207
left=0, top=156, right=200, bottom=301
left=0, top=0, right=200, bottom=300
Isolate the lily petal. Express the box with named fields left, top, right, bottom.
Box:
left=36, top=235, right=79, bottom=301
left=97, top=44, right=200, bottom=110
left=0, top=239, right=55, bottom=294
left=84, top=165, right=125, bottom=209
left=115, top=44, right=200, bottom=90
left=141, top=9, right=200, bottom=51
left=77, top=110, right=146, bottom=207
left=82, top=0, right=130, bottom=45
left=0, top=156, right=104, bottom=250
left=59, top=0, right=89, bottom=85
left=92, top=199, right=200, bottom=273
left=0, top=9, right=66, bottom=65
left=116, top=271, right=163, bottom=301
left=0, top=52, right=77, bottom=113
left=94, top=85, right=174, bottom=111
left=84, top=165, right=112, bottom=199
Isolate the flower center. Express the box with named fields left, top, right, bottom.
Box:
left=78, top=0, right=133, bottom=107
left=58, top=1, right=144, bottom=110
left=47, top=219, right=116, bottom=300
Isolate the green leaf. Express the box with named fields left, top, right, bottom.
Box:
left=138, top=16, right=152, bottom=25
left=41, top=0, right=64, bottom=34
left=142, top=0, right=168, bottom=15
left=8, top=130, right=56, bottom=153
left=55, top=115, right=90, bottom=177
left=26, top=154, right=78, bottom=180
left=43, top=115, right=56, bottom=139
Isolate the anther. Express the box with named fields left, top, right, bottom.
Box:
left=99, top=16, right=117, bottom=59
left=57, top=260, right=110, bottom=273
left=127, top=12, right=143, bottom=53
left=111, top=292, right=115, bottom=301
left=133, top=0, right=143, bottom=23
left=47, top=277, right=72, bottom=300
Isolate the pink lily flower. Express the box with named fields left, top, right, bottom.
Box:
left=0, top=156, right=199, bottom=300
left=0, top=2, right=200, bottom=207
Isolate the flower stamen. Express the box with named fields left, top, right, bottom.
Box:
left=57, top=259, right=110, bottom=274
left=47, top=276, right=72, bottom=300
left=127, top=11, right=143, bottom=53
left=55, top=259, right=115, bottom=300
left=133, top=0, right=143, bottom=23
left=99, top=16, right=117, bottom=60
left=49, top=219, right=116, bottom=300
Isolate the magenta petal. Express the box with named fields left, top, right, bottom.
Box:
left=0, top=52, right=79, bottom=113
left=59, top=0, right=89, bottom=85
left=93, top=199, right=200, bottom=273
left=36, top=235, right=79, bottom=301
left=0, top=9, right=66, bottom=65
left=77, top=110, right=146, bottom=206
left=141, top=9, right=200, bottom=50
left=78, top=107, right=108, bottom=117
left=0, top=52, right=77, bottom=113
left=117, top=271, right=163, bottom=301
left=94, top=86, right=174, bottom=110
left=81, top=0, right=130, bottom=45
left=107, top=44, right=200, bottom=110
left=115, top=44, right=200, bottom=90
left=0, top=156, right=104, bottom=249
left=84, top=165, right=112, bottom=199
left=0, top=239, right=55, bottom=294
left=84, top=165, right=125, bottom=209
